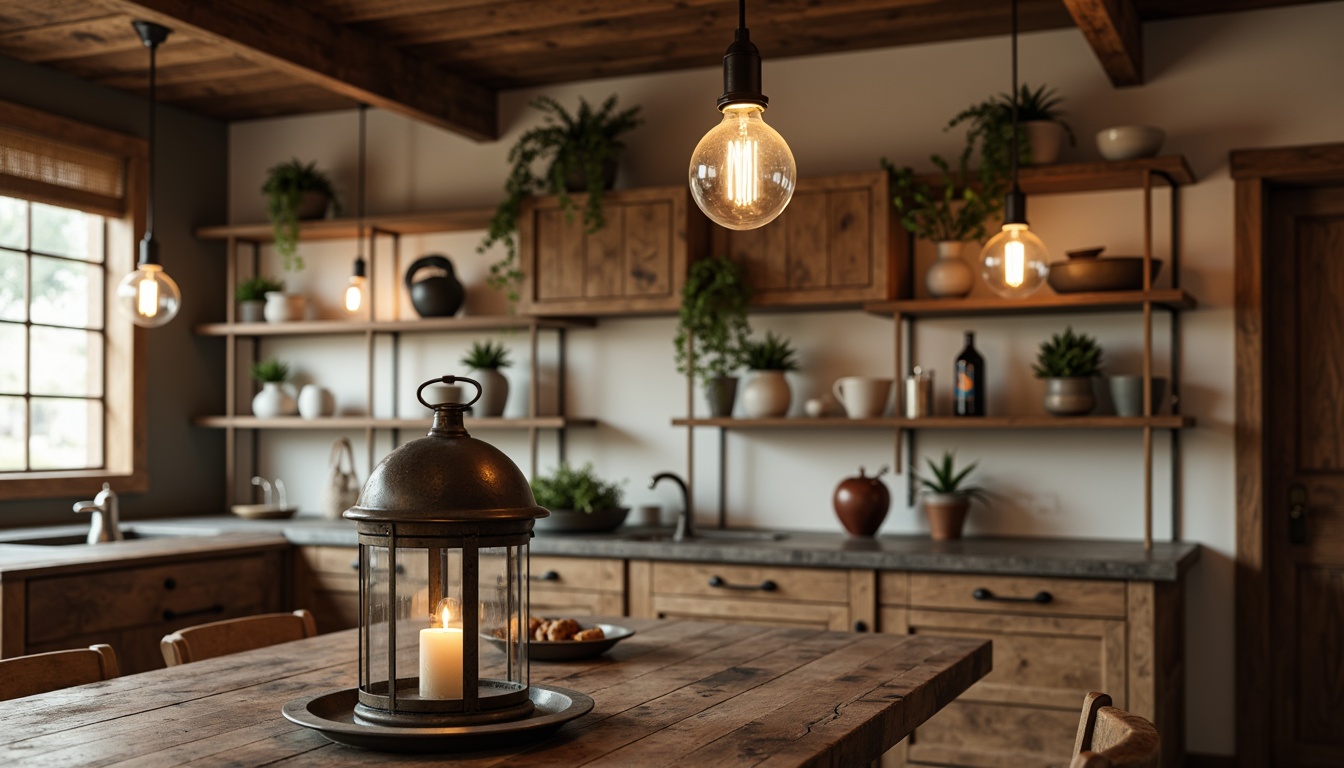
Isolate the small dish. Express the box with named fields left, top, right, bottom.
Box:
left=482, top=623, right=635, bottom=661
left=1096, top=126, right=1165, bottom=161
left=230, top=503, right=297, bottom=520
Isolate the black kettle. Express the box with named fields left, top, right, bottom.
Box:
left=405, top=254, right=465, bottom=318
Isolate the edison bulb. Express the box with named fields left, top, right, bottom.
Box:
left=116, top=263, right=180, bottom=327
left=344, top=275, right=365, bottom=314
left=980, top=223, right=1049, bottom=298
left=688, top=103, right=795, bottom=230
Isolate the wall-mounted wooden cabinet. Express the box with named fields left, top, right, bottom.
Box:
left=519, top=186, right=709, bottom=316
left=713, top=170, right=907, bottom=309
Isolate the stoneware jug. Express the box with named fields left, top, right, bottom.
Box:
left=832, top=376, right=892, bottom=419
left=741, top=370, right=791, bottom=418
left=832, top=466, right=891, bottom=537
left=405, top=254, right=465, bottom=318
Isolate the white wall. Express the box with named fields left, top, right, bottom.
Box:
left=227, top=4, right=1344, bottom=755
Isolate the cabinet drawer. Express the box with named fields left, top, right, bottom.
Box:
left=300, top=545, right=361, bottom=577
left=26, top=554, right=277, bottom=644
left=528, top=556, right=623, bottom=593
left=908, top=573, right=1126, bottom=618
left=651, top=562, right=849, bottom=604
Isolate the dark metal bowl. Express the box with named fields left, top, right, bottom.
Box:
left=1047, top=257, right=1163, bottom=293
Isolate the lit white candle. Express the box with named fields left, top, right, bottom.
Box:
left=419, top=603, right=463, bottom=699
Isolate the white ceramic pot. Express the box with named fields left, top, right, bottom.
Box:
left=1023, top=120, right=1066, bottom=164
left=1043, top=377, right=1096, bottom=416
left=263, top=292, right=306, bottom=323
left=252, top=382, right=296, bottom=418
left=472, top=368, right=509, bottom=417
left=238, top=300, right=265, bottom=323
left=832, top=376, right=892, bottom=419
left=297, top=384, right=335, bottom=419
left=926, top=241, right=974, bottom=298
left=741, top=370, right=792, bottom=418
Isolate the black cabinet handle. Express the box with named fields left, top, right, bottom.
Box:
left=531, top=570, right=560, bottom=582
left=853, top=620, right=869, bottom=633
left=163, top=604, right=225, bottom=621
left=708, top=575, right=777, bottom=592
left=972, top=588, right=1052, bottom=605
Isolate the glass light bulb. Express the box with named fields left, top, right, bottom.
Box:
left=344, top=275, right=365, bottom=314
left=980, top=223, right=1049, bottom=298
left=116, top=263, right=180, bottom=327
left=688, top=104, right=796, bottom=230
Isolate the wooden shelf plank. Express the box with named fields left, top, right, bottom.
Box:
left=195, top=416, right=597, bottom=430
left=912, top=155, right=1194, bottom=195
left=673, top=415, right=1193, bottom=429
left=194, top=315, right=595, bottom=337
left=864, top=289, right=1196, bottom=318
left=195, top=208, right=495, bottom=242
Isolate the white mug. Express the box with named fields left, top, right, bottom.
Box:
left=831, top=376, right=892, bottom=419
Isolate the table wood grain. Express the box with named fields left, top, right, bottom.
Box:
left=0, top=618, right=989, bottom=767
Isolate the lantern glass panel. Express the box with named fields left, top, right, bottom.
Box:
left=480, top=545, right=528, bottom=690
left=361, top=544, right=392, bottom=696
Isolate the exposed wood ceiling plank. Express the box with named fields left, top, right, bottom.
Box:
left=102, top=0, right=498, bottom=140
left=0, top=14, right=141, bottom=62
left=172, top=83, right=357, bottom=122
left=0, top=0, right=119, bottom=30
left=95, top=55, right=271, bottom=91
left=1064, top=0, right=1144, bottom=86
left=305, top=0, right=497, bottom=25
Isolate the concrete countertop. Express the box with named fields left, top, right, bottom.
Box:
left=0, top=516, right=1198, bottom=582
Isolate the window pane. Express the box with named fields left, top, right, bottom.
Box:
left=0, top=395, right=23, bottom=471
left=31, top=202, right=102, bottom=262
left=0, top=197, right=25, bottom=251
left=0, top=323, right=22, bottom=394
left=0, top=248, right=23, bottom=322
left=30, top=326, right=102, bottom=397
left=30, top=254, right=102, bottom=329
left=30, top=396, right=102, bottom=470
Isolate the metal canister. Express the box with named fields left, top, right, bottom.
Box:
left=904, top=367, right=934, bottom=418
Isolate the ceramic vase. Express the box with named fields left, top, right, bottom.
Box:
left=833, top=467, right=891, bottom=537
left=1023, top=120, right=1066, bottom=164
left=238, top=300, right=265, bottom=323
left=472, top=368, right=509, bottom=417
left=926, top=241, right=974, bottom=298
left=263, top=292, right=306, bottom=323
left=297, top=384, right=334, bottom=419
left=922, top=493, right=971, bottom=540
left=1043, top=377, right=1096, bottom=416
left=740, top=370, right=791, bottom=418
left=704, top=377, right=738, bottom=418
left=252, top=382, right=296, bottom=418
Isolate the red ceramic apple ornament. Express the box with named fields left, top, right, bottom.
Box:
left=833, top=465, right=891, bottom=537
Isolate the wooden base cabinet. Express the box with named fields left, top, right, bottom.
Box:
left=293, top=545, right=361, bottom=634
left=879, top=572, right=1183, bottom=768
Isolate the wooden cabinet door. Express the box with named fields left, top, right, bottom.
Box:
left=713, top=171, right=907, bottom=308
left=526, top=556, right=625, bottom=618
left=519, top=186, right=708, bottom=316
left=293, top=546, right=361, bottom=634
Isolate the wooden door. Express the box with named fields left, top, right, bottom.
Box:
left=1265, top=183, right=1344, bottom=766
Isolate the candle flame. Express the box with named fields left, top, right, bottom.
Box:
left=440, top=603, right=452, bottom=627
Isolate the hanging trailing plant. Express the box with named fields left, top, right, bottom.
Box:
left=262, top=159, right=340, bottom=272
left=674, top=255, right=752, bottom=382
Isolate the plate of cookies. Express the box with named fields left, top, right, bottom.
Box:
left=483, top=617, right=635, bottom=661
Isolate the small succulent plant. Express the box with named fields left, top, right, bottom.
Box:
left=743, top=331, right=799, bottom=371
left=461, top=340, right=512, bottom=370
left=250, top=358, right=291, bottom=383
left=1033, top=327, right=1104, bottom=378
left=916, top=450, right=987, bottom=502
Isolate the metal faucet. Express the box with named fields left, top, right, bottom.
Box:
left=650, top=472, right=695, bottom=542
left=73, top=483, right=122, bottom=544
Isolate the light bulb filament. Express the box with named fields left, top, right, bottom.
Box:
left=137, top=275, right=159, bottom=317
left=1005, top=240, right=1025, bottom=288
left=727, top=138, right=758, bottom=207
left=344, top=279, right=364, bottom=313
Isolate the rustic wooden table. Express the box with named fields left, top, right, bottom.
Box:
left=0, top=618, right=989, bottom=766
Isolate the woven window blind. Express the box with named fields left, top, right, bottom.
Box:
left=0, top=125, right=126, bottom=217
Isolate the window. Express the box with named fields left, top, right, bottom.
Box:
left=0, top=99, right=147, bottom=500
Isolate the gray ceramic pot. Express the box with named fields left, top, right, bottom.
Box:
left=472, top=368, right=509, bottom=417
left=704, top=376, right=738, bottom=417
left=1043, top=377, right=1096, bottom=416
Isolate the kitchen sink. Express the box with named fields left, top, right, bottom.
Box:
left=621, top=530, right=789, bottom=543
left=0, top=527, right=196, bottom=547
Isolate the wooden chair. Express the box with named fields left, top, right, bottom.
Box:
left=0, top=644, right=120, bottom=702
left=1071, top=692, right=1161, bottom=768
left=160, top=609, right=318, bottom=667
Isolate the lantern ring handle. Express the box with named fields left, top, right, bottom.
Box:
left=416, top=375, right=483, bottom=410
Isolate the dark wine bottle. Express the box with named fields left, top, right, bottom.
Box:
left=954, top=331, right=984, bottom=416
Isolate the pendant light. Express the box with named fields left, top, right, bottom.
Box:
left=688, top=0, right=796, bottom=231
left=116, top=21, right=181, bottom=327
left=344, top=105, right=368, bottom=315
left=979, top=0, right=1049, bottom=298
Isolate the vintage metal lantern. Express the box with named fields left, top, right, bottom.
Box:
left=283, top=376, right=591, bottom=750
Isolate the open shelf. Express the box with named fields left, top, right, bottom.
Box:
left=196, top=416, right=597, bottom=430
left=674, top=415, right=1193, bottom=430
left=865, top=290, right=1196, bottom=318
left=913, top=155, right=1195, bottom=196
left=195, top=208, right=494, bottom=242
left=195, top=316, right=595, bottom=337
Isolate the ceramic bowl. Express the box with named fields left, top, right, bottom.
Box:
left=1096, top=126, right=1165, bottom=161
left=533, top=507, right=630, bottom=533
left=1048, top=257, right=1163, bottom=293
left=231, top=504, right=298, bottom=519
left=482, top=623, right=635, bottom=661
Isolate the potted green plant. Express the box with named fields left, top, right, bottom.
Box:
left=262, top=158, right=340, bottom=272
left=916, top=450, right=988, bottom=540
left=461, top=340, right=513, bottom=417
left=235, top=275, right=284, bottom=323
left=1033, top=326, right=1104, bottom=416
left=740, top=331, right=798, bottom=419
left=948, top=83, right=1076, bottom=175
left=479, top=95, right=644, bottom=304
left=881, top=150, right=1001, bottom=298
left=674, top=255, right=752, bottom=417
left=531, top=462, right=628, bottom=533
left=249, top=358, right=295, bottom=418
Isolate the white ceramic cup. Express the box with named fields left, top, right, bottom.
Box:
left=831, top=376, right=892, bottom=419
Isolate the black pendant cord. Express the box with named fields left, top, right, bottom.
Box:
left=718, top=0, right=766, bottom=109
left=356, top=104, right=367, bottom=261
left=1001, top=0, right=1026, bottom=225
left=132, top=21, right=170, bottom=266
left=145, top=40, right=156, bottom=250
left=739, top=0, right=746, bottom=29
left=1009, top=0, right=1020, bottom=195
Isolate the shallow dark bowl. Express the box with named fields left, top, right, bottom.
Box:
left=533, top=507, right=630, bottom=533
left=1047, top=257, right=1163, bottom=293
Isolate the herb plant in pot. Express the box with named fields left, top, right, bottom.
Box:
left=262, top=158, right=340, bottom=273
left=674, top=255, right=752, bottom=417
left=948, top=83, right=1076, bottom=171
left=235, top=276, right=284, bottom=323
left=740, top=331, right=799, bottom=418
left=462, top=340, right=512, bottom=417
left=480, top=95, right=643, bottom=304
left=250, top=358, right=296, bottom=418
left=531, top=462, right=628, bottom=533
left=917, top=451, right=987, bottom=540
left=1033, top=326, right=1104, bottom=416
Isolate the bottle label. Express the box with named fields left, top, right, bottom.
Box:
left=956, top=362, right=975, bottom=398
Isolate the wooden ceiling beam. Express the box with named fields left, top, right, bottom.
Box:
left=102, top=0, right=498, bottom=140
left=1063, top=0, right=1144, bottom=86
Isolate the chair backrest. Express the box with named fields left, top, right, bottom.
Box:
left=1071, top=691, right=1161, bottom=768
left=0, top=644, right=120, bottom=702
left=160, top=609, right=318, bottom=667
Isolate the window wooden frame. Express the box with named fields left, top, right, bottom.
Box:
left=0, top=99, right=147, bottom=500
